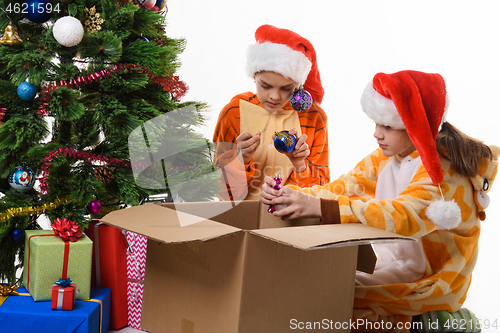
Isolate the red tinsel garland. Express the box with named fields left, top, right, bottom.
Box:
left=37, top=63, right=188, bottom=117
left=39, top=147, right=131, bottom=194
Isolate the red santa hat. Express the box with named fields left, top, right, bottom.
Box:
left=360, top=70, right=461, bottom=230
left=246, top=24, right=324, bottom=104
left=361, top=70, right=448, bottom=184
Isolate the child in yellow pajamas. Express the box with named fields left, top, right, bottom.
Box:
left=261, top=70, right=499, bottom=332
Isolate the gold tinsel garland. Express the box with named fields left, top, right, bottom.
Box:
left=0, top=196, right=71, bottom=223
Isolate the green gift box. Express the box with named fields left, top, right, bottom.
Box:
left=23, top=230, right=93, bottom=301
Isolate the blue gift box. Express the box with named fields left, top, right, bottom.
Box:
left=0, top=287, right=110, bottom=333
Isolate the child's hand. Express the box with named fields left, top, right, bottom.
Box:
left=236, top=131, right=261, bottom=165
left=262, top=178, right=321, bottom=220
left=261, top=176, right=283, bottom=205
left=285, top=128, right=309, bottom=173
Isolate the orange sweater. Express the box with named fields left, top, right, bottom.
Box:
left=213, top=92, right=329, bottom=200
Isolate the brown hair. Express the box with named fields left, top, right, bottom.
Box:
left=436, top=122, right=492, bottom=178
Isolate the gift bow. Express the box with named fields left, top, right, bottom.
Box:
left=0, top=284, right=19, bottom=297
left=54, top=278, right=72, bottom=287
left=51, top=218, right=83, bottom=242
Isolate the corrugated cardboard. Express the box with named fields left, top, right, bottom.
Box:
left=101, top=200, right=413, bottom=333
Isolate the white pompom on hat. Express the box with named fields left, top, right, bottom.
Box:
left=246, top=25, right=324, bottom=104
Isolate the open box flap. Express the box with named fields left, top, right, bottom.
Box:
left=250, top=223, right=415, bottom=251
left=100, top=203, right=242, bottom=244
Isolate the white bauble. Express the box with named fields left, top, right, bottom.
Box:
left=53, top=16, right=85, bottom=47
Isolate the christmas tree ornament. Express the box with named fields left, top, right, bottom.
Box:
left=289, top=86, right=313, bottom=112
left=84, top=6, right=105, bottom=33
left=8, top=165, right=36, bottom=191
left=0, top=21, right=23, bottom=45
left=87, top=199, right=102, bottom=214
left=23, top=0, right=53, bottom=23
left=267, top=174, right=283, bottom=213
left=52, top=16, right=84, bottom=47
left=9, top=225, right=25, bottom=243
left=17, top=81, right=37, bottom=101
left=155, top=0, right=167, bottom=10
left=139, top=0, right=156, bottom=7
left=273, top=130, right=297, bottom=153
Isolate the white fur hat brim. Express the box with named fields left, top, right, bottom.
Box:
left=360, top=83, right=405, bottom=129
left=246, top=42, right=312, bottom=85
left=360, top=82, right=450, bottom=130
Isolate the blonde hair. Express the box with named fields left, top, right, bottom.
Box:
left=436, top=122, right=492, bottom=177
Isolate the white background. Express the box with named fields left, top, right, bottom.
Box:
left=165, top=0, right=500, bottom=327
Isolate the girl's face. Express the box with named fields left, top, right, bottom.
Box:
left=254, top=71, right=298, bottom=113
left=373, top=124, right=415, bottom=157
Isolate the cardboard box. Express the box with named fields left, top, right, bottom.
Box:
left=23, top=230, right=93, bottom=301
left=101, top=200, right=413, bottom=333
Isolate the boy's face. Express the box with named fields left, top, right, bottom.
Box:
left=254, top=71, right=298, bottom=113
left=373, top=124, right=415, bottom=157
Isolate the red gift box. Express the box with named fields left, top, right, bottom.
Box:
left=84, top=220, right=128, bottom=329
left=51, top=284, right=76, bottom=311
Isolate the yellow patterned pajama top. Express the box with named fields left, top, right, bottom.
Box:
left=289, top=146, right=499, bottom=332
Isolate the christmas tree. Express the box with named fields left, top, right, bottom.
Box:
left=0, top=0, right=219, bottom=285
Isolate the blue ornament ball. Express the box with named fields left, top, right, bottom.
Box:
left=17, top=82, right=37, bottom=101
left=23, top=0, right=53, bottom=24
left=10, top=226, right=25, bottom=243
left=289, top=88, right=313, bottom=112
left=274, top=130, right=297, bottom=153
left=8, top=165, right=36, bottom=191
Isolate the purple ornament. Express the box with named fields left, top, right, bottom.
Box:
left=267, top=174, right=283, bottom=214
left=88, top=200, right=102, bottom=214
left=289, top=87, right=312, bottom=112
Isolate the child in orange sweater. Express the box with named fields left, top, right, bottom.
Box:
left=213, top=25, right=329, bottom=201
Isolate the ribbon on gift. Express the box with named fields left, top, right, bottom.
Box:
left=51, top=218, right=83, bottom=242
left=55, top=278, right=72, bottom=287
left=26, top=220, right=83, bottom=293
left=27, top=234, right=72, bottom=293
left=94, top=222, right=103, bottom=287
left=0, top=284, right=31, bottom=306
left=84, top=298, right=103, bottom=333
left=52, top=283, right=76, bottom=311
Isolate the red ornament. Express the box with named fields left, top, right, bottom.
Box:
left=50, top=218, right=83, bottom=242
